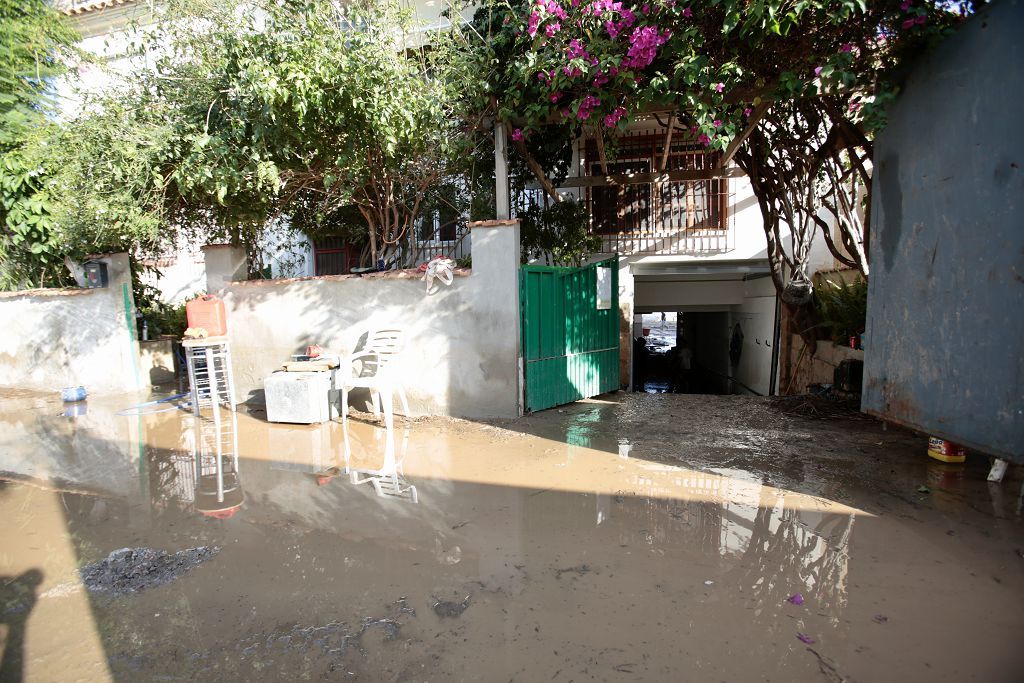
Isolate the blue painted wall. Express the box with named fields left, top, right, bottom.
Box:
left=864, top=0, right=1024, bottom=461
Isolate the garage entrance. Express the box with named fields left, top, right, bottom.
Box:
left=631, top=263, right=779, bottom=396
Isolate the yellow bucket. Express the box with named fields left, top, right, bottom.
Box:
left=927, top=437, right=966, bottom=464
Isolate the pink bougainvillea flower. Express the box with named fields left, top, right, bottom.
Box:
left=697, top=133, right=711, bottom=146
left=796, top=633, right=815, bottom=645
left=712, top=119, right=722, bottom=128
left=901, top=18, right=915, bottom=29
left=566, top=39, right=590, bottom=61
left=605, top=21, right=619, bottom=38
left=683, top=6, right=693, bottom=18
left=609, top=65, right=619, bottom=76
left=550, top=91, right=563, bottom=103
left=511, top=128, right=524, bottom=142
left=915, top=15, right=926, bottom=25
left=593, top=72, right=610, bottom=87
left=900, top=0, right=912, bottom=9
left=603, top=106, right=627, bottom=128
left=714, top=82, right=725, bottom=93
left=546, top=22, right=561, bottom=37
left=743, top=107, right=753, bottom=117
left=840, top=42, right=853, bottom=53
left=575, top=94, right=602, bottom=120
left=787, top=593, right=804, bottom=605
left=527, top=12, right=540, bottom=37
left=641, top=4, right=650, bottom=15
left=621, top=26, right=670, bottom=70
left=814, top=66, right=823, bottom=76
left=545, top=0, right=567, bottom=20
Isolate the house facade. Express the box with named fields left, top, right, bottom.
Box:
left=57, top=0, right=839, bottom=396
left=514, top=115, right=835, bottom=395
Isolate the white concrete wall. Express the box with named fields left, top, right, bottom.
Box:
left=635, top=279, right=745, bottom=308
left=213, top=222, right=521, bottom=418
left=730, top=277, right=777, bottom=396
left=0, top=253, right=141, bottom=394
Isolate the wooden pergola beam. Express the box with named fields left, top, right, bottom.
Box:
left=719, top=101, right=770, bottom=168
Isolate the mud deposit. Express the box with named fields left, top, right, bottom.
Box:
left=0, top=389, right=1022, bottom=681
left=79, top=546, right=220, bottom=596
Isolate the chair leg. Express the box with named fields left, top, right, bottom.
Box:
left=380, top=385, right=396, bottom=464
left=340, top=405, right=351, bottom=475
left=341, top=386, right=349, bottom=417
left=397, top=384, right=411, bottom=419
left=370, top=389, right=381, bottom=418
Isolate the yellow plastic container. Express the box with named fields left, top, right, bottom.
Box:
left=927, top=437, right=966, bottom=463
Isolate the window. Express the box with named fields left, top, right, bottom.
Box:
left=585, top=136, right=729, bottom=234
left=417, top=206, right=460, bottom=242
left=312, top=237, right=352, bottom=276
left=591, top=160, right=651, bottom=234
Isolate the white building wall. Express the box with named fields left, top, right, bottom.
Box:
left=730, top=277, right=777, bottom=396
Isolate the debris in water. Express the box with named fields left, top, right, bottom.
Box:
left=796, top=633, right=816, bottom=645
left=873, top=614, right=889, bottom=624
left=79, top=546, right=220, bottom=596
left=703, top=580, right=714, bottom=586
left=393, top=597, right=416, bottom=616
left=555, top=564, right=591, bottom=580
left=362, top=616, right=402, bottom=640
left=432, top=594, right=471, bottom=618
left=771, top=395, right=867, bottom=420
left=917, top=485, right=931, bottom=494
left=787, top=593, right=805, bottom=605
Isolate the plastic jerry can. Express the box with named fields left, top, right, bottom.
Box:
left=186, top=295, right=228, bottom=337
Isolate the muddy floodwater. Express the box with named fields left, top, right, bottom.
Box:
left=0, top=389, right=1021, bottom=681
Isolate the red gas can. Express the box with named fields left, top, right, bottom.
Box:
left=186, top=295, right=228, bottom=337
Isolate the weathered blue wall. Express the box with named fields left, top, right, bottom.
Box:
left=864, top=0, right=1024, bottom=461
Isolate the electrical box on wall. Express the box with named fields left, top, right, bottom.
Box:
left=83, top=261, right=108, bottom=288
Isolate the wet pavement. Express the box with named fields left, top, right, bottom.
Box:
left=0, top=388, right=1021, bottom=681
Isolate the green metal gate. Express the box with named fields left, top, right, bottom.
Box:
left=520, top=258, right=620, bottom=412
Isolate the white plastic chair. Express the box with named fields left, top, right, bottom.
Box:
left=338, top=326, right=411, bottom=439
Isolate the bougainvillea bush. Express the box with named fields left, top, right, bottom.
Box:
left=477, top=0, right=973, bottom=152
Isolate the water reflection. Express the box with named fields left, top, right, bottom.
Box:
left=148, top=411, right=245, bottom=519
left=342, top=418, right=418, bottom=504
left=600, top=464, right=855, bottom=622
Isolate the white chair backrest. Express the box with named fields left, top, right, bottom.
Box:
left=367, top=328, right=404, bottom=361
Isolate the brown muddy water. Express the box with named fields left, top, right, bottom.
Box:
left=0, top=389, right=1021, bottom=682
